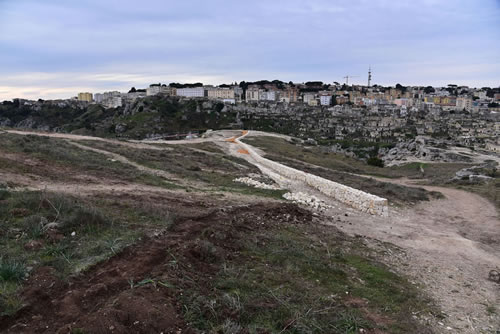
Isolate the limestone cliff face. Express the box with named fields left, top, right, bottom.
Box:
left=1, top=96, right=498, bottom=148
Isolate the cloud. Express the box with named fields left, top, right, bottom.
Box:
left=0, top=0, right=499, bottom=100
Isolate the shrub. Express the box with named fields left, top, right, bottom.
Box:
left=367, top=157, right=384, bottom=168
left=0, top=189, right=10, bottom=200
left=0, top=259, right=26, bottom=282
left=60, top=205, right=110, bottom=233
left=21, top=215, right=47, bottom=239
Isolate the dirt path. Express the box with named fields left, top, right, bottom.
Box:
left=66, top=141, right=179, bottom=181
left=325, top=177, right=500, bottom=333
left=5, top=129, right=173, bottom=151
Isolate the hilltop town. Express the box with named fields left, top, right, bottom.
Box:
left=2, top=80, right=499, bottom=160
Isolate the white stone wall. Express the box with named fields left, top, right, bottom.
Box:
left=236, top=133, right=389, bottom=216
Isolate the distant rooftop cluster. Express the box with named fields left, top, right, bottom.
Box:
left=72, top=80, right=500, bottom=112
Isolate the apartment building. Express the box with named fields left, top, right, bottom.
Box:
left=319, top=92, right=332, bottom=106
left=280, top=87, right=299, bottom=103
left=207, top=87, right=235, bottom=100
left=456, top=97, right=472, bottom=111
left=77, top=92, right=93, bottom=102
left=259, top=90, right=277, bottom=101
left=245, top=86, right=261, bottom=101
left=146, top=84, right=162, bottom=96
left=176, top=87, right=205, bottom=98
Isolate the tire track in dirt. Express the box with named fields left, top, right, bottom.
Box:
left=4, top=129, right=173, bottom=151
left=66, top=141, right=179, bottom=182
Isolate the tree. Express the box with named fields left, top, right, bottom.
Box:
left=330, top=95, right=337, bottom=106
left=424, top=86, right=435, bottom=94
left=367, top=157, right=384, bottom=168
left=395, top=83, right=407, bottom=93
left=129, top=87, right=137, bottom=93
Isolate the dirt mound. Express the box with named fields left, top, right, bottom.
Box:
left=1, top=203, right=312, bottom=333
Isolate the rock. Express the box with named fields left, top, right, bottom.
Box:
left=44, top=222, right=60, bottom=230
left=84, top=283, right=108, bottom=298
left=24, top=240, right=44, bottom=251
left=115, top=123, right=127, bottom=133
left=0, top=117, right=12, bottom=127
left=45, top=230, right=64, bottom=243
left=16, top=117, right=37, bottom=129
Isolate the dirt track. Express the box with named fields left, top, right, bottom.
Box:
left=330, top=178, right=500, bottom=333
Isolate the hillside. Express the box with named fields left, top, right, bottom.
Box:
left=0, top=130, right=443, bottom=333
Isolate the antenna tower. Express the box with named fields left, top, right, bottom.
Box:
left=368, top=66, right=372, bottom=87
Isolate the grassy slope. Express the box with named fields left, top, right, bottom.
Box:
left=0, top=189, right=155, bottom=315
left=77, top=139, right=287, bottom=200
left=0, top=134, right=437, bottom=332
left=176, top=207, right=436, bottom=333
left=0, top=133, right=170, bottom=188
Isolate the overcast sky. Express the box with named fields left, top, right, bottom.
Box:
left=0, top=0, right=499, bottom=100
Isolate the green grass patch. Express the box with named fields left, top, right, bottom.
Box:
left=0, top=133, right=174, bottom=189
left=182, top=225, right=434, bottom=333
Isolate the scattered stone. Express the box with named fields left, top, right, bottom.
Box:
left=24, top=240, right=44, bottom=251
left=234, top=177, right=281, bottom=190
left=283, top=192, right=333, bottom=211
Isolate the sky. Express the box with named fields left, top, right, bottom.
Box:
left=0, top=0, right=499, bottom=100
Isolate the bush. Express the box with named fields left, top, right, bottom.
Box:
left=60, top=205, right=110, bottom=233
left=21, top=215, right=47, bottom=239
left=367, top=157, right=384, bottom=168
left=0, top=189, right=10, bottom=200
left=0, top=259, right=26, bottom=282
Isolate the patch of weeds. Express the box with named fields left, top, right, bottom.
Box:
left=181, top=224, right=433, bottom=333
left=60, top=205, right=110, bottom=234
left=486, top=305, right=496, bottom=315
left=20, top=214, right=47, bottom=239
left=0, top=281, right=23, bottom=316
left=70, top=329, right=87, bottom=334
left=0, top=258, right=26, bottom=282
left=0, top=188, right=10, bottom=200
left=333, top=310, right=373, bottom=333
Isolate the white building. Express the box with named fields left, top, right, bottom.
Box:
left=303, top=93, right=316, bottom=105
left=94, top=91, right=122, bottom=107
left=259, top=90, right=277, bottom=101
left=474, top=91, right=487, bottom=99
left=319, top=94, right=332, bottom=106
left=456, top=97, right=472, bottom=111
left=94, top=93, right=104, bottom=104
left=176, top=87, right=205, bottom=98
left=245, top=86, right=261, bottom=101
left=146, top=85, right=162, bottom=96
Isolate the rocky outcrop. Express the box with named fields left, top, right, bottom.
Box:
left=382, top=137, right=473, bottom=164
left=453, top=161, right=497, bottom=183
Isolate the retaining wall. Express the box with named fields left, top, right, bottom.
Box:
left=236, top=133, right=389, bottom=216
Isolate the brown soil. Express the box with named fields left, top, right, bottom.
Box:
left=1, top=203, right=312, bottom=334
